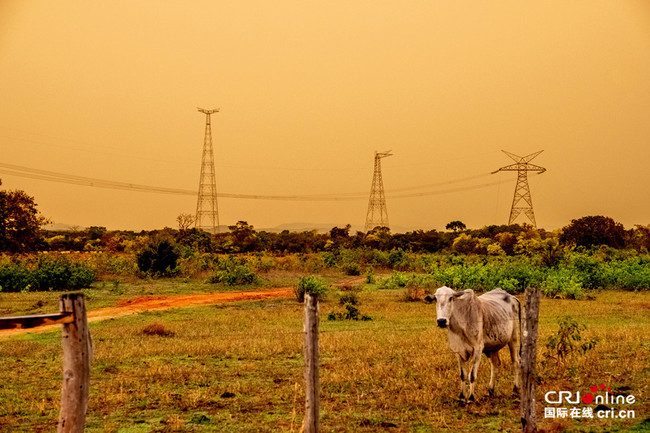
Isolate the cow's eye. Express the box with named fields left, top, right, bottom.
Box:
left=449, top=296, right=453, bottom=302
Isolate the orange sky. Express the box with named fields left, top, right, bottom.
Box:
left=1, top=1, right=649, bottom=232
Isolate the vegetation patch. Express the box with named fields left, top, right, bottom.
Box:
left=294, top=275, right=328, bottom=302
left=141, top=322, right=175, bottom=337
left=209, top=255, right=258, bottom=286
left=327, top=303, right=372, bottom=321
left=0, top=254, right=95, bottom=292
left=328, top=292, right=371, bottom=321
left=136, top=239, right=180, bottom=277
left=542, top=316, right=598, bottom=371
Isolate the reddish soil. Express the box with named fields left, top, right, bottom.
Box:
left=0, top=287, right=294, bottom=338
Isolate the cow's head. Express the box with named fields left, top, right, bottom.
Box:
left=429, top=286, right=465, bottom=328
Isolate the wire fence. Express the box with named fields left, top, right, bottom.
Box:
left=2, top=289, right=648, bottom=433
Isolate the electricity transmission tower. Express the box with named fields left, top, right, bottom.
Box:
left=195, top=108, right=220, bottom=234
left=365, top=150, right=393, bottom=232
left=492, top=150, right=546, bottom=227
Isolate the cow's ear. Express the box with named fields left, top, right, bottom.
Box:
left=453, top=290, right=466, bottom=298
left=424, top=294, right=435, bottom=304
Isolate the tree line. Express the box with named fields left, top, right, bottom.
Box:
left=1, top=182, right=649, bottom=255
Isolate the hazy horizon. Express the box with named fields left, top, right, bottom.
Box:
left=2, top=1, right=649, bottom=232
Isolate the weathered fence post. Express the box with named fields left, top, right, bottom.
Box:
left=303, top=292, right=320, bottom=433
left=521, top=287, right=540, bottom=433
left=58, top=293, right=92, bottom=433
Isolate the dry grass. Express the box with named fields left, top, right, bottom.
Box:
left=0, top=287, right=648, bottom=432
left=141, top=322, right=176, bottom=337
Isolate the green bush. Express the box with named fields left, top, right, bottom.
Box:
left=340, top=262, right=361, bottom=276
left=388, top=249, right=409, bottom=269
left=365, top=267, right=375, bottom=284
left=32, top=256, right=95, bottom=291
left=377, top=272, right=412, bottom=290
left=0, top=256, right=95, bottom=292
left=542, top=268, right=585, bottom=299
left=611, top=256, right=650, bottom=290
left=328, top=303, right=372, bottom=321
left=0, top=261, right=32, bottom=292
left=428, top=258, right=545, bottom=294
left=294, top=275, right=328, bottom=302
left=210, top=255, right=258, bottom=286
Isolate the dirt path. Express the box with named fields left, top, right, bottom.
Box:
left=0, top=287, right=294, bottom=338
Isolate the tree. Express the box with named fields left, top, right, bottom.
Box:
left=88, top=226, right=107, bottom=240
left=631, top=225, right=650, bottom=251
left=176, top=213, right=195, bottom=231
left=136, top=238, right=180, bottom=277
left=329, top=224, right=351, bottom=239
left=446, top=220, right=467, bottom=232
left=363, top=226, right=392, bottom=250
left=228, top=221, right=259, bottom=252
left=452, top=233, right=478, bottom=254
left=0, top=181, right=47, bottom=253
left=559, top=215, right=626, bottom=249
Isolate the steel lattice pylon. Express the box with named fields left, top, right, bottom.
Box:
left=493, top=150, right=546, bottom=227
left=365, top=150, right=393, bottom=232
left=195, top=108, right=220, bottom=234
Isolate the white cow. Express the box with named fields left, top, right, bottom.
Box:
left=426, top=286, right=521, bottom=404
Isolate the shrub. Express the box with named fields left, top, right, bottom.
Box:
left=452, top=234, right=478, bottom=254
left=403, top=286, right=427, bottom=302
left=429, top=259, right=544, bottom=293
left=611, top=256, right=650, bottom=290
left=210, top=255, right=258, bottom=286
left=377, top=272, right=411, bottom=290
left=30, top=256, right=95, bottom=291
left=542, top=268, right=585, bottom=299
left=294, top=275, right=328, bottom=302
left=88, top=253, right=138, bottom=276
left=0, top=256, right=95, bottom=292
left=340, top=262, right=361, bottom=276
left=322, top=252, right=337, bottom=268
left=141, top=323, right=175, bottom=337
left=0, top=261, right=32, bottom=292
left=388, top=249, right=409, bottom=270
left=136, top=239, right=180, bottom=277
left=328, top=303, right=372, bottom=321
left=542, top=316, right=597, bottom=370
left=339, top=292, right=360, bottom=306
left=365, top=267, right=375, bottom=284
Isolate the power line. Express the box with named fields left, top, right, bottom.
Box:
left=0, top=162, right=513, bottom=202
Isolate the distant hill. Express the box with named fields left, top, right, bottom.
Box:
left=260, top=222, right=362, bottom=234
left=43, top=222, right=82, bottom=231
left=259, top=222, right=413, bottom=234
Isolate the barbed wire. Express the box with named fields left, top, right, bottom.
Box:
left=1, top=306, right=646, bottom=345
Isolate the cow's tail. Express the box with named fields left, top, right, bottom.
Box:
left=514, top=295, right=522, bottom=357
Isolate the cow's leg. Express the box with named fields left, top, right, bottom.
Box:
left=467, top=345, right=483, bottom=403
left=456, top=354, right=468, bottom=404
left=487, top=351, right=500, bottom=396
left=508, top=340, right=521, bottom=395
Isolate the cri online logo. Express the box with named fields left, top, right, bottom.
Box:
left=545, top=383, right=636, bottom=405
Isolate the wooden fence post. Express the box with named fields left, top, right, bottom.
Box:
left=520, top=287, right=540, bottom=433
left=58, top=293, right=92, bottom=433
left=303, top=292, right=320, bottom=433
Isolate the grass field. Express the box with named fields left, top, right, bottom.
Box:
left=0, top=275, right=648, bottom=432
